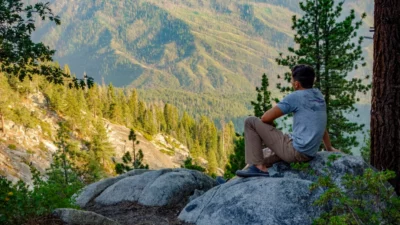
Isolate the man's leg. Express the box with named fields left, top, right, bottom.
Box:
left=245, top=116, right=306, bottom=167
left=244, top=117, right=285, bottom=171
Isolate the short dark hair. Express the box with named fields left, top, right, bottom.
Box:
left=291, top=64, right=315, bottom=89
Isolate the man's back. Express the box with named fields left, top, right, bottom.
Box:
left=277, top=88, right=327, bottom=157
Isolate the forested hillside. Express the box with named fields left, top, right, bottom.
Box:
left=0, top=70, right=236, bottom=183
left=31, top=0, right=374, bottom=128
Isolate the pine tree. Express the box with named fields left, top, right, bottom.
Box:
left=276, top=0, right=370, bottom=153
left=224, top=135, right=245, bottom=179
left=251, top=74, right=273, bottom=118
left=54, top=122, right=73, bottom=184
left=115, top=129, right=149, bottom=174
left=164, top=103, right=179, bottom=135
left=129, top=129, right=139, bottom=164
left=207, top=150, right=218, bottom=175
left=86, top=84, right=103, bottom=118
left=63, top=64, right=71, bottom=76
left=128, top=89, right=139, bottom=127
left=91, top=120, right=114, bottom=167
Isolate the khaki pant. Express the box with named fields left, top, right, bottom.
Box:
left=244, top=116, right=311, bottom=167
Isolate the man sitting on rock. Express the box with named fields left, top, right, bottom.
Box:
left=236, top=64, right=339, bottom=177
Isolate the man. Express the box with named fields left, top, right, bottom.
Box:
left=236, top=64, right=339, bottom=177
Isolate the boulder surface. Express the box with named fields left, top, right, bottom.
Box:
left=179, top=152, right=368, bottom=225
left=76, top=168, right=216, bottom=208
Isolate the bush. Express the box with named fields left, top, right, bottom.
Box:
left=7, top=144, right=16, bottom=150
left=0, top=158, right=83, bottom=225
left=142, top=133, right=153, bottom=141
left=160, top=149, right=175, bottom=156
left=311, top=156, right=400, bottom=224
left=181, top=157, right=205, bottom=172
left=114, top=150, right=149, bottom=175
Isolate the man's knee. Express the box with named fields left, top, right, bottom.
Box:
left=244, top=116, right=258, bottom=129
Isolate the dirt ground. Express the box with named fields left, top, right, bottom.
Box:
left=22, top=201, right=193, bottom=225
left=85, top=201, right=194, bottom=225
left=24, top=215, right=64, bottom=225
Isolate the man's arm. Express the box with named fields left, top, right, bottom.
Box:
left=323, top=130, right=340, bottom=152
left=261, top=106, right=284, bottom=125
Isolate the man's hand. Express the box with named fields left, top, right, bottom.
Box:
left=326, top=147, right=341, bottom=152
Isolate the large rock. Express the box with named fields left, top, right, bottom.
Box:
left=76, top=169, right=150, bottom=208
left=53, top=208, right=120, bottom=225
left=179, top=152, right=368, bottom=225
left=77, top=168, right=216, bottom=207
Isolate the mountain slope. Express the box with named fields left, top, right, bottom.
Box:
left=31, top=0, right=373, bottom=130
left=33, top=0, right=372, bottom=92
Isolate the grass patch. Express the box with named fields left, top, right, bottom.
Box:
left=39, top=121, right=52, bottom=138
left=143, top=133, right=153, bottom=141
left=160, top=149, right=175, bottom=156
left=8, top=144, right=17, bottom=150
left=26, top=149, right=34, bottom=154
left=38, top=141, right=48, bottom=152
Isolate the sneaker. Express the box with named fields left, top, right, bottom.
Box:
left=236, top=165, right=270, bottom=178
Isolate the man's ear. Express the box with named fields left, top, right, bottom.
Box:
left=294, top=81, right=300, bottom=89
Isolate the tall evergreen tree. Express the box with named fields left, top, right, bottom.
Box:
left=86, top=84, right=103, bottom=118
left=164, top=103, right=179, bottom=135
left=55, top=122, right=73, bottom=184
left=207, top=151, right=218, bottom=175
left=276, top=0, right=370, bottom=153
left=129, top=129, right=139, bottom=164
left=128, top=89, right=139, bottom=127
left=224, top=135, right=245, bottom=179
left=91, top=120, right=114, bottom=167
left=251, top=74, right=273, bottom=118
left=115, top=128, right=148, bottom=174
left=371, top=0, right=400, bottom=194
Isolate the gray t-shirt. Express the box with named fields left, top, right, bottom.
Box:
left=277, top=88, right=327, bottom=157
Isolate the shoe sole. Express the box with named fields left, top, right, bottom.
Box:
left=235, top=171, right=270, bottom=178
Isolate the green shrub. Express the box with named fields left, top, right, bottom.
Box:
left=38, top=141, right=48, bottom=152
left=7, top=144, right=16, bottom=150
left=26, top=149, right=34, bottom=154
left=160, top=149, right=175, bottom=156
left=143, top=133, right=153, bottom=141
left=0, top=157, right=83, bottom=225
left=311, top=155, right=400, bottom=225
left=114, top=150, right=149, bottom=175
left=39, top=121, right=52, bottom=138
left=181, top=157, right=205, bottom=172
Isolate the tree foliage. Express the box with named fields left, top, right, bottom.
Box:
left=276, top=0, right=370, bottom=153
left=311, top=156, right=400, bottom=225
left=0, top=0, right=92, bottom=88
left=251, top=74, right=273, bottom=118
left=115, top=129, right=149, bottom=174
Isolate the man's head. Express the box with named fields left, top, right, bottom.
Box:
left=291, top=64, right=315, bottom=90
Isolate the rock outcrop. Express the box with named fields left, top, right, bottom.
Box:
left=76, top=168, right=217, bottom=208
left=68, top=152, right=370, bottom=225
left=179, top=152, right=368, bottom=225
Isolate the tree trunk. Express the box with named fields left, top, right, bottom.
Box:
left=371, top=0, right=400, bottom=195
